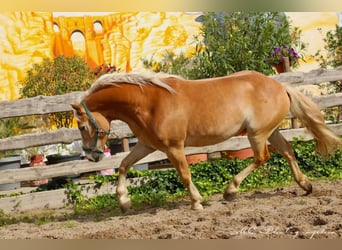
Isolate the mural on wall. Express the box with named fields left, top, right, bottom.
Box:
left=0, top=12, right=340, bottom=102
left=0, top=12, right=54, bottom=101
left=0, top=12, right=202, bottom=101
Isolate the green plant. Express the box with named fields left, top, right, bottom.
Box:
left=64, top=181, right=86, bottom=207
left=143, top=12, right=306, bottom=78
left=315, top=24, right=342, bottom=71
left=24, top=147, right=46, bottom=158
left=0, top=117, right=35, bottom=139
left=0, top=117, right=35, bottom=157
left=19, top=55, right=95, bottom=129
left=0, top=209, right=60, bottom=227
left=314, top=25, right=342, bottom=122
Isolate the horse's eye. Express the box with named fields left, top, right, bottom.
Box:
left=97, top=129, right=109, bottom=137
left=79, top=126, right=86, bottom=131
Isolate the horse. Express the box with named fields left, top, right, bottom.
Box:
left=71, top=70, right=342, bottom=212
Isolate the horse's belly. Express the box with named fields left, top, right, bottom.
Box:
left=184, top=130, right=238, bottom=147
left=184, top=119, right=245, bottom=146
left=185, top=137, right=226, bottom=147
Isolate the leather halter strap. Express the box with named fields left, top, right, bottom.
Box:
left=80, top=101, right=110, bottom=154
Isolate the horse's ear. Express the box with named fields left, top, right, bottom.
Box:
left=70, top=103, right=83, bottom=115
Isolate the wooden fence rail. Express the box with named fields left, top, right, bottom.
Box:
left=1, top=68, right=342, bottom=151
left=1, top=67, right=342, bottom=120
left=0, top=68, right=341, bottom=212
left=271, top=66, right=342, bottom=85
left=0, top=90, right=341, bottom=151
left=0, top=124, right=341, bottom=186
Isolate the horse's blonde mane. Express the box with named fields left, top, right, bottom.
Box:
left=88, top=71, right=181, bottom=94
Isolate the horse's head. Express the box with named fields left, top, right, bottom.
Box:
left=71, top=102, right=110, bottom=162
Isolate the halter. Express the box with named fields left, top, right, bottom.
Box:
left=80, top=101, right=110, bottom=155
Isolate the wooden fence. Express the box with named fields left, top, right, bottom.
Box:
left=0, top=67, right=341, bottom=212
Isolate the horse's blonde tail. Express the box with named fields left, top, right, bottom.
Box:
left=284, top=84, right=342, bottom=157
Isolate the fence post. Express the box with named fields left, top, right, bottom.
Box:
left=121, top=138, right=130, bottom=152
left=282, top=57, right=300, bottom=129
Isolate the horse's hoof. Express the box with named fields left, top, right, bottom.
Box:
left=223, top=191, right=238, bottom=201
left=119, top=197, right=132, bottom=213
left=191, top=203, right=203, bottom=210
left=299, top=180, right=313, bottom=195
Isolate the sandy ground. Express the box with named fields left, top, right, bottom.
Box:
left=0, top=179, right=341, bottom=239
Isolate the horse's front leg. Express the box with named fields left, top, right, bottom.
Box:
left=166, top=146, right=203, bottom=210
left=116, top=142, right=155, bottom=212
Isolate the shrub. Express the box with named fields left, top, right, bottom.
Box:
left=315, top=24, right=342, bottom=71
left=19, top=55, right=95, bottom=129
left=314, top=24, right=342, bottom=122
left=143, top=12, right=306, bottom=78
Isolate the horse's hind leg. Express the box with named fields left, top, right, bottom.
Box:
left=268, top=130, right=312, bottom=194
left=224, top=134, right=270, bottom=200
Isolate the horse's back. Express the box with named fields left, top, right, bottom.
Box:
left=161, top=71, right=291, bottom=146
left=165, top=70, right=289, bottom=115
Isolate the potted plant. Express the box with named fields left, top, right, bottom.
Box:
left=22, top=146, right=49, bottom=187
left=46, top=145, right=81, bottom=169
left=186, top=153, right=208, bottom=165
left=265, top=46, right=302, bottom=73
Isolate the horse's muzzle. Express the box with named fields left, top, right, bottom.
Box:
left=83, top=147, right=104, bottom=162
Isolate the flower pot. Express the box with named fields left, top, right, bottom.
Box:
left=273, top=56, right=291, bottom=74
left=221, top=145, right=276, bottom=160
left=47, top=153, right=81, bottom=179
left=0, top=155, right=21, bottom=191
left=186, top=153, right=208, bottom=165
left=221, top=148, right=254, bottom=160
left=46, top=153, right=81, bottom=165
left=38, top=153, right=82, bottom=190
left=99, top=149, right=115, bottom=175
left=30, top=155, right=48, bottom=187
left=273, top=62, right=286, bottom=74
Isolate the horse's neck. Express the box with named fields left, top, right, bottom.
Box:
left=85, top=87, right=146, bottom=127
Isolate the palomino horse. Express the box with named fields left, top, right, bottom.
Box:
left=71, top=70, right=341, bottom=211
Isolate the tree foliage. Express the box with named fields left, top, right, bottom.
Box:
left=19, top=55, right=95, bottom=129
left=143, top=12, right=306, bottom=79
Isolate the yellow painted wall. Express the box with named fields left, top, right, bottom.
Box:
left=53, top=12, right=202, bottom=70
left=0, top=12, right=202, bottom=101
left=286, top=12, right=339, bottom=72
left=0, top=12, right=54, bottom=101
left=0, top=12, right=340, bottom=102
